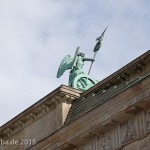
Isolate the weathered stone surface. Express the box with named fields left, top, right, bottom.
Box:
left=0, top=86, right=80, bottom=150
left=0, top=50, right=149, bottom=150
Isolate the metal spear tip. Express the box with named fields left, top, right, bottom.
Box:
left=95, top=25, right=108, bottom=41
left=102, top=25, right=108, bottom=35
left=103, top=25, right=108, bottom=34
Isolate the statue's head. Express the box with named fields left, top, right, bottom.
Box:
left=77, top=52, right=85, bottom=57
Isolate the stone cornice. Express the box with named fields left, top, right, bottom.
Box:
left=0, top=50, right=149, bottom=149
left=0, top=85, right=81, bottom=139
left=26, top=74, right=150, bottom=150
left=82, top=50, right=150, bottom=97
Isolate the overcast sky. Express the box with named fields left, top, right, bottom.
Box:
left=0, top=0, right=149, bottom=126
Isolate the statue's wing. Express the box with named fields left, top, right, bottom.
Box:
left=72, top=46, right=80, bottom=69
left=57, top=55, right=73, bottom=78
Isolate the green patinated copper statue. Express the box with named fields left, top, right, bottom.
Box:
left=57, top=27, right=108, bottom=92
left=57, top=47, right=98, bottom=92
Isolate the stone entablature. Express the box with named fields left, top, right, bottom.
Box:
left=25, top=74, right=150, bottom=150
left=64, top=50, right=150, bottom=126
left=0, top=86, right=81, bottom=148
left=0, top=50, right=149, bottom=150
left=82, top=50, right=150, bottom=97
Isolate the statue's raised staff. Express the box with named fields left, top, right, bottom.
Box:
left=57, top=27, right=107, bottom=92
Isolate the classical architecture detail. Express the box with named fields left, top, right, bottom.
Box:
left=0, top=50, right=149, bottom=150
left=0, top=86, right=80, bottom=144
left=38, top=104, right=49, bottom=113
left=135, top=62, right=145, bottom=73
left=117, top=73, right=129, bottom=82
left=120, top=121, right=136, bottom=143
left=52, top=94, right=76, bottom=104
left=102, top=119, right=118, bottom=128
left=145, top=109, right=150, bottom=132
left=4, top=128, right=13, bottom=137
left=126, top=106, right=143, bottom=114
left=63, top=143, right=77, bottom=150
left=81, top=132, right=96, bottom=141
left=100, top=134, right=113, bottom=150
left=15, top=120, right=25, bottom=128
left=28, top=113, right=36, bottom=120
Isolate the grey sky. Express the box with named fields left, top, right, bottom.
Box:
left=0, top=0, right=149, bottom=126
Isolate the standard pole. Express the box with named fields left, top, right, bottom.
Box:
left=88, top=52, right=97, bottom=75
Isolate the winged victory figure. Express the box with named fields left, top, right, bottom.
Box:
left=57, top=47, right=98, bottom=92
left=56, top=27, right=107, bottom=92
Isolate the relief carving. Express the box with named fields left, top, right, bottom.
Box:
left=145, top=110, right=150, bottom=131
left=100, top=134, right=112, bottom=150
left=121, top=121, right=136, bottom=143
